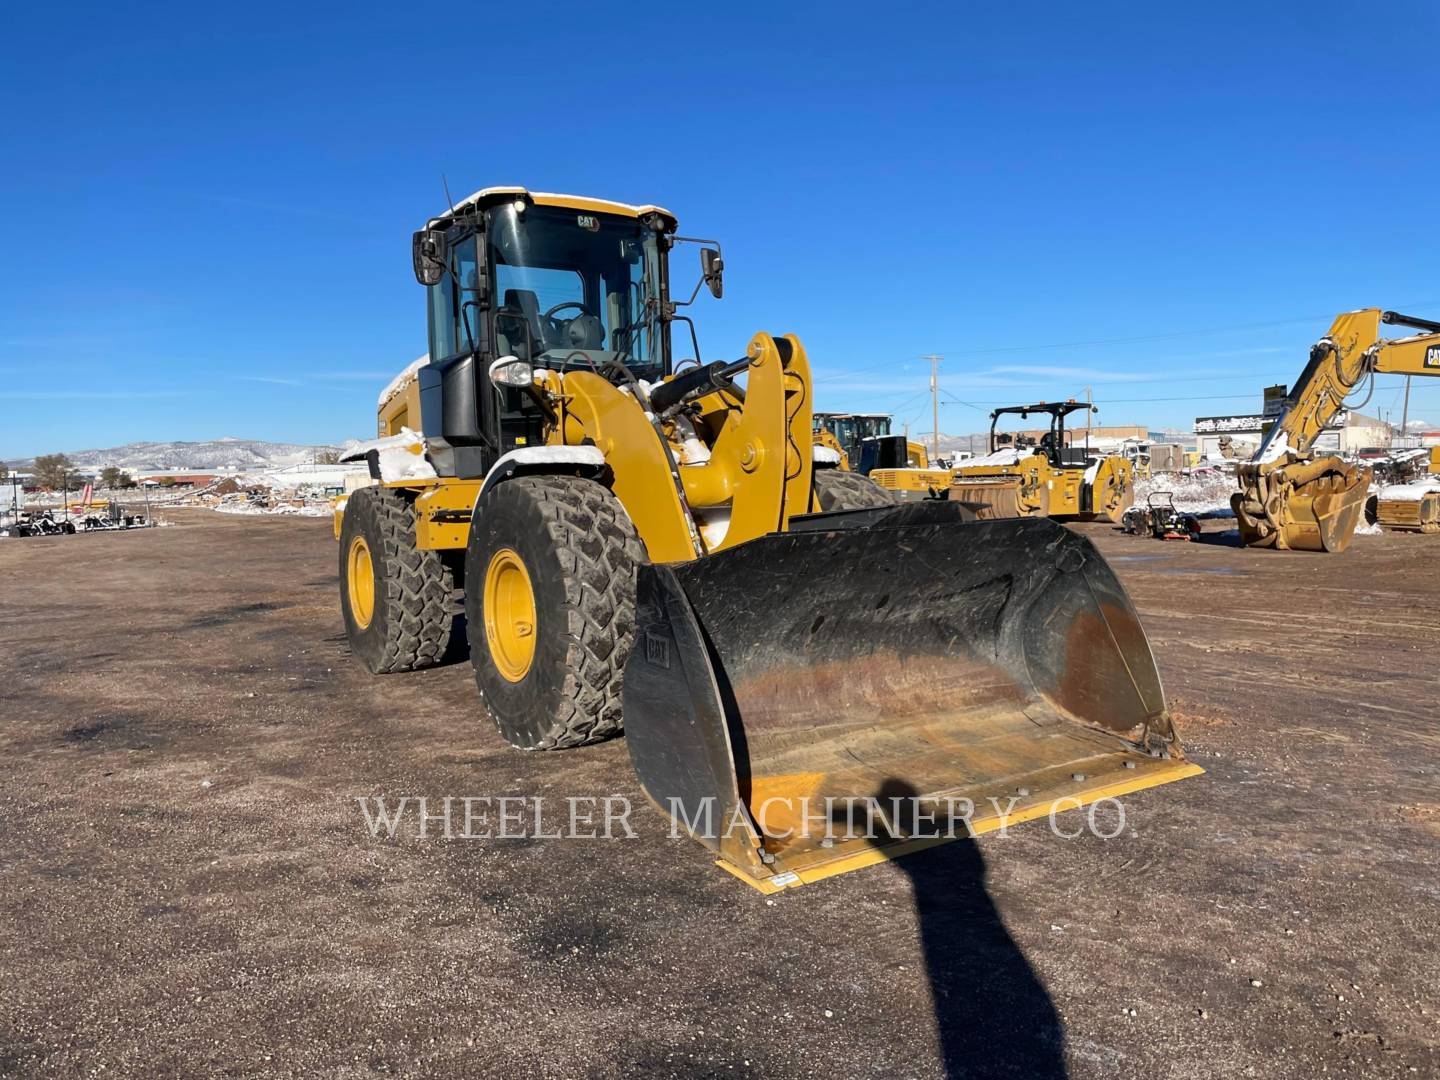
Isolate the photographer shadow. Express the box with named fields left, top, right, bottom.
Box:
left=852, top=780, right=1068, bottom=1079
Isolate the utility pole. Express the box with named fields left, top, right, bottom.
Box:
left=1085, top=385, right=1093, bottom=447
left=923, top=354, right=943, bottom=460
left=1400, top=375, right=1412, bottom=443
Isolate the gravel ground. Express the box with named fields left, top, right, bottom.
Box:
left=1, top=509, right=1436, bottom=1079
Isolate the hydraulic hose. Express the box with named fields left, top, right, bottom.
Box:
left=648, top=358, right=750, bottom=415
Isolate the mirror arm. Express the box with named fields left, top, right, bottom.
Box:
left=669, top=235, right=724, bottom=307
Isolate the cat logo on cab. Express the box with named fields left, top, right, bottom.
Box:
left=577, top=215, right=600, bottom=232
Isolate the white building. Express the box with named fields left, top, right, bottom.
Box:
left=1193, top=409, right=1391, bottom=460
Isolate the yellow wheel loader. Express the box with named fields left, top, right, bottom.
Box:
left=812, top=412, right=930, bottom=470
left=812, top=412, right=953, bottom=500
left=335, top=187, right=1197, bottom=890
left=947, top=402, right=1134, bottom=522
left=1234, top=309, right=1440, bottom=552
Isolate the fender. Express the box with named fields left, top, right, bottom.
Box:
left=475, top=446, right=608, bottom=506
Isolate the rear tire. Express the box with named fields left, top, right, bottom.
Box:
left=339, top=486, right=453, bottom=674
left=465, top=475, right=646, bottom=750
left=813, top=470, right=897, bottom=511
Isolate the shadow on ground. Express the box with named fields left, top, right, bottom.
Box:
left=864, top=780, right=1068, bottom=1079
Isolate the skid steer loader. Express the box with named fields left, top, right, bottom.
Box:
left=336, top=187, right=1198, bottom=891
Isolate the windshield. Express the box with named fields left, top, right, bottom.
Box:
left=817, top=414, right=892, bottom=456
left=486, top=204, right=664, bottom=380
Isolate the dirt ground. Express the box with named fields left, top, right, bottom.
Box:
left=1, top=509, right=1436, bottom=1079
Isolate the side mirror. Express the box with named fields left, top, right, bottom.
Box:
left=700, top=248, right=723, bottom=299
left=412, top=229, right=448, bottom=286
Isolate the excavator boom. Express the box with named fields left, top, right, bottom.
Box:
left=1234, top=309, right=1440, bottom=552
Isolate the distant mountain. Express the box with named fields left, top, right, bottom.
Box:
left=6, top=438, right=353, bottom=472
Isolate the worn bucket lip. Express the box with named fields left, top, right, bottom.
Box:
left=713, top=757, right=1204, bottom=894
left=626, top=512, right=1195, bottom=892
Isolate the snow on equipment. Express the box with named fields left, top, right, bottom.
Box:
left=334, top=187, right=1199, bottom=889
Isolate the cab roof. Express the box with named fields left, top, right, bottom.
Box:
left=426, top=187, right=677, bottom=231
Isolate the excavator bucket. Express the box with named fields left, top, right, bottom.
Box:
left=1233, top=459, right=1371, bottom=552
left=623, top=502, right=1201, bottom=892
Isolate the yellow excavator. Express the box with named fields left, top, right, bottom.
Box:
left=335, top=187, right=1198, bottom=891
left=1233, top=309, right=1440, bottom=551
left=946, top=401, right=1134, bottom=522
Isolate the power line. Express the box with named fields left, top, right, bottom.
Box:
left=944, top=392, right=1263, bottom=406
left=814, top=301, right=1440, bottom=384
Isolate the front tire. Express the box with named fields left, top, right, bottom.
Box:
left=465, top=475, right=646, bottom=750
left=339, top=486, right=453, bottom=674
left=813, top=470, right=897, bottom=511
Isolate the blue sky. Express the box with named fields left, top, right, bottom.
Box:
left=3, top=1, right=1439, bottom=458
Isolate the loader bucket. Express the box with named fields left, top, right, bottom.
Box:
left=623, top=502, right=1201, bottom=892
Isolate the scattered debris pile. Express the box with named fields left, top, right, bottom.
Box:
left=1134, top=474, right=1237, bottom=518
left=205, top=489, right=332, bottom=518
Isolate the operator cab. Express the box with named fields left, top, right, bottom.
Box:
left=408, top=188, right=721, bottom=479
left=813, top=412, right=892, bottom=464
left=486, top=202, right=665, bottom=381
left=989, top=401, right=1098, bottom=470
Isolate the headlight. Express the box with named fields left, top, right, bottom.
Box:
left=488, top=356, right=534, bottom=388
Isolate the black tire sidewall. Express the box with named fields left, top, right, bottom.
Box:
left=465, top=481, right=575, bottom=748
left=813, top=470, right=896, bottom=511
left=339, top=489, right=396, bottom=673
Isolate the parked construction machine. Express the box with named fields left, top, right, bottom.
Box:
left=335, top=187, right=1198, bottom=890
left=1233, top=309, right=1440, bottom=551
left=1122, top=493, right=1202, bottom=542
left=946, top=401, right=1134, bottom=522
left=810, top=411, right=940, bottom=483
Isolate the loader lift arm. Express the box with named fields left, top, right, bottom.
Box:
left=1233, top=309, right=1440, bottom=552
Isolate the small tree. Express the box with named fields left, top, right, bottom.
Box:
left=0, top=461, right=8, bottom=481
left=99, top=466, right=133, bottom=490
left=315, top=449, right=342, bottom=465
left=31, top=453, right=73, bottom=491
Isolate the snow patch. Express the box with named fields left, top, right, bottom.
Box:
left=1256, top=432, right=1290, bottom=464
left=340, top=428, right=438, bottom=482
left=214, top=502, right=330, bottom=518
left=956, top=447, right=1026, bottom=469
left=1377, top=479, right=1440, bottom=501
left=812, top=445, right=842, bottom=466
left=378, top=356, right=428, bottom=409
left=478, top=446, right=607, bottom=498
left=1134, top=475, right=1237, bottom=517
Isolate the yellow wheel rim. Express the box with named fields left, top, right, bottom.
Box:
left=484, top=547, right=537, bottom=682
left=347, top=536, right=376, bottom=629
